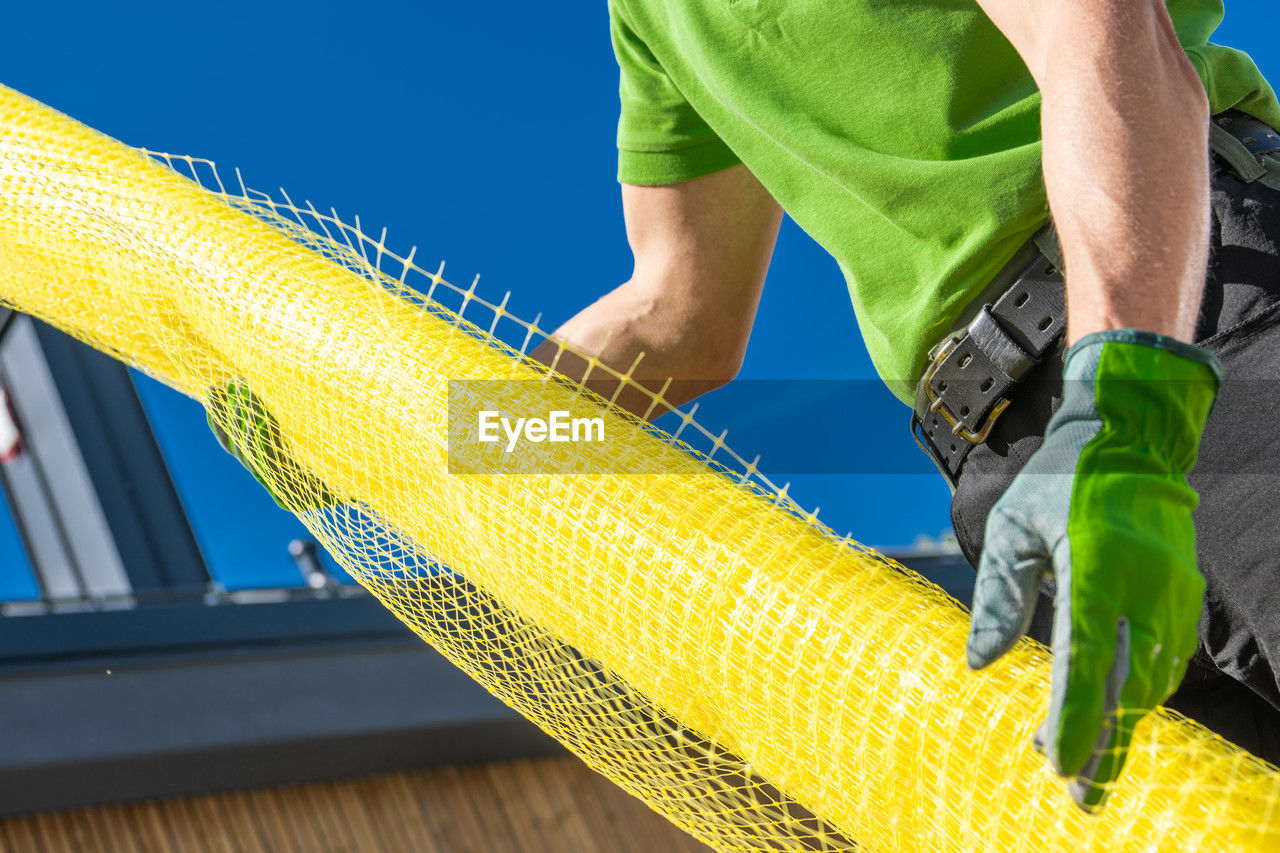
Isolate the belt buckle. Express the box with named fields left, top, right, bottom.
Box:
left=920, top=338, right=1011, bottom=445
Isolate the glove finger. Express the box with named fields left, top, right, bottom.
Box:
left=229, top=381, right=280, bottom=445
left=966, top=509, right=1050, bottom=670
left=225, top=383, right=294, bottom=482
left=209, top=380, right=265, bottom=467
left=206, top=386, right=236, bottom=455
left=1039, top=608, right=1125, bottom=779
left=207, top=409, right=234, bottom=455
left=1063, top=623, right=1157, bottom=810
left=207, top=380, right=330, bottom=512
left=1067, top=706, right=1141, bottom=813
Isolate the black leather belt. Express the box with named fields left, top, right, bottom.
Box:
left=911, top=108, right=1280, bottom=489
left=911, top=235, right=1066, bottom=485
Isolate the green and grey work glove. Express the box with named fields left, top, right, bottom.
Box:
left=965, top=330, right=1221, bottom=811
left=207, top=379, right=346, bottom=513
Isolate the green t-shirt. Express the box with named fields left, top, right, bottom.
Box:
left=609, top=0, right=1280, bottom=404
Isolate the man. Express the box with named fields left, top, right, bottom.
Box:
left=525, top=0, right=1280, bottom=811
left=212, top=0, right=1280, bottom=812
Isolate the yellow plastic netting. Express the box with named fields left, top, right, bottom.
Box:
left=1, top=84, right=1278, bottom=851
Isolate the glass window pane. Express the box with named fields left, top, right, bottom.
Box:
left=0, top=485, right=39, bottom=602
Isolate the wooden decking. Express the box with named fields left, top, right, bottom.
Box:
left=0, top=756, right=712, bottom=852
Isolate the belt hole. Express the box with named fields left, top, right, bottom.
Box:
left=1038, top=316, right=1053, bottom=332
left=959, top=405, right=970, bottom=417
left=958, top=353, right=972, bottom=368
left=980, top=377, right=994, bottom=393
left=1014, top=292, right=1029, bottom=308
left=938, top=380, right=948, bottom=391
left=950, top=443, right=957, bottom=452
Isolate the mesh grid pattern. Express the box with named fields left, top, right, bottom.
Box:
left=1, top=85, right=1278, bottom=851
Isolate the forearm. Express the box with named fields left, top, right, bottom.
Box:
left=530, top=278, right=746, bottom=419
left=1034, top=1, right=1210, bottom=344
left=968, top=0, right=1221, bottom=808
left=532, top=166, right=781, bottom=419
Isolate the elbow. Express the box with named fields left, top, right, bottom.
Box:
left=626, top=282, right=751, bottom=392
left=692, top=323, right=748, bottom=384
left=669, top=325, right=746, bottom=396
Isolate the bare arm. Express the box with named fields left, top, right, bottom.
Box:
left=976, top=0, right=1210, bottom=344
left=966, top=0, right=1216, bottom=806
left=532, top=164, right=783, bottom=417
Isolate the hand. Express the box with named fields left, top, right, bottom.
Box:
left=965, top=330, right=1221, bottom=811
left=206, top=379, right=346, bottom=513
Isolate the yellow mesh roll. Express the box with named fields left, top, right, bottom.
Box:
left=1, top=84, right=1278, bottom=851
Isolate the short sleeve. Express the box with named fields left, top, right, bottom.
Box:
left=609, top=0, right=740, bottom=185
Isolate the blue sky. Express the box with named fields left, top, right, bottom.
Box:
left=0, top=1, right=1276, bottom=595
